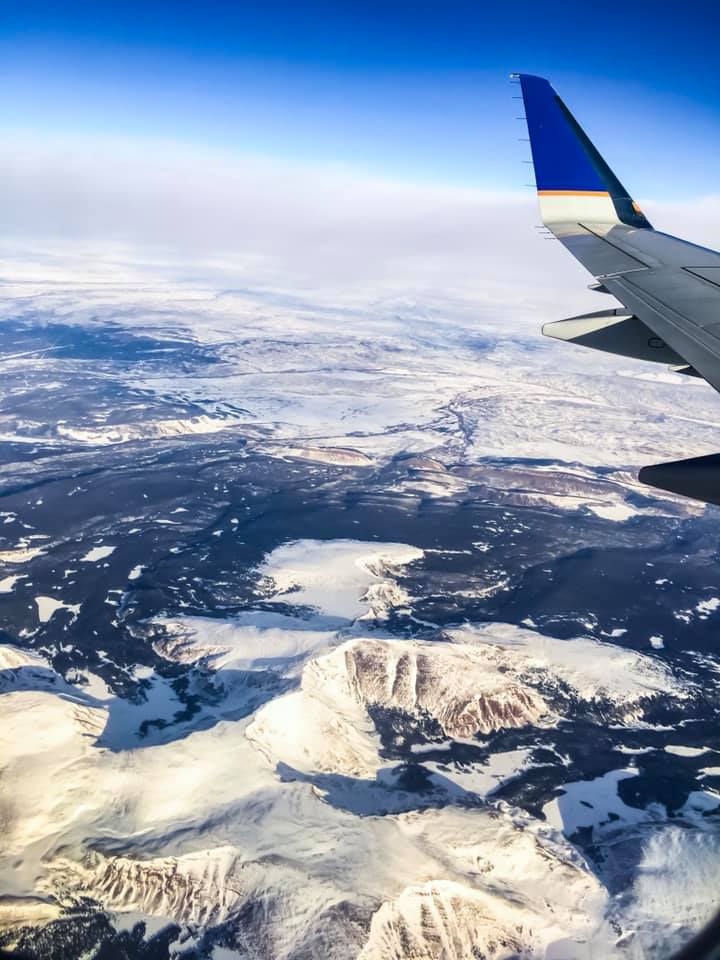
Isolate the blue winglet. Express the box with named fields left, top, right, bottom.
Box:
left=518, top=75, right=606, bottom=192
left=515, top=73, right=652, bottom=229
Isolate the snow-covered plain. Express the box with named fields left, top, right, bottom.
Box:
left=0, top=243, right=717, bottom=519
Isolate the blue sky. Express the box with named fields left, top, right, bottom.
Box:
left=3, top=0, right=720, bottom=197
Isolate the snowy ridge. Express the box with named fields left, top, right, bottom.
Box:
left=246, top=624, right=688, bottom=798
left=56, top=415, right=240, bottom=446
left=270, top=445, right=374, bottom=467
left=153, top=611, right=336, bottom=676
left=247, top=644, right=381, bottom=778
left=246, top=636, right=548, bottom=780
left=358, top=880, right=527, bottom=960
left=42, top=806, right=612, bottom=959
left=449, top=623, right=686, bottom=721
left=0, top=653, right=603, bottom=955
left=0, top=644, right=48, bottom=671
left=49, top=848, right=248, bottom=928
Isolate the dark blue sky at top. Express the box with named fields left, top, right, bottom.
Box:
left=3, top=0, right=720, bottom=196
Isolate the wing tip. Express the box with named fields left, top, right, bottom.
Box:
left=639, top=454, right=720, bottom=508
left=516, top=73, right=652, bottom=229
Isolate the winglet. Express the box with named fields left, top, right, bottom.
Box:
left=515, top=74, right=652, bottom=230
left=639, top=453, right=720, bottom=507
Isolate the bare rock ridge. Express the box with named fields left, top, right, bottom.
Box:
left=358, top=881, right=525, bottom=960
left=339, top=640, right=548, bottom=737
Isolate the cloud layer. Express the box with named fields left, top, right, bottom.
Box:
left=2, top=133, right=720, bottom=329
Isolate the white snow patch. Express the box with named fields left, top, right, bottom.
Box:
left=0, top=545, right=46, bottom=564
left=586, top=502, right=638, bottom=522
left=0, top=575, right=24, bottom=593
left=543, top=769, right=651, bottom=837
left=80, top=545, right=115, bottom=562
left=34, top=596, right=81, bottom=623
left=425, top=748, right=532, bottom=798
left=683, top=790, right=720, bottom=817
left=257, top=539, right=423, bottom=621
left=664, top=745, right=709, bottom=758
left=697, top=597, right=720, bottom=616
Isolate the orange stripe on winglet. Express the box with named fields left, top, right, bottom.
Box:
left=537, top=190, right=610, bottom=197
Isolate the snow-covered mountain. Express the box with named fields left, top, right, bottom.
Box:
left=1, top=537, right=717, bottom=959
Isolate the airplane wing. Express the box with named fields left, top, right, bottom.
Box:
left=513, top=73, right=720, bottom=505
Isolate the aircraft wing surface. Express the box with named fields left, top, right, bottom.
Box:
left=514, top=73, right=720, bottom=503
